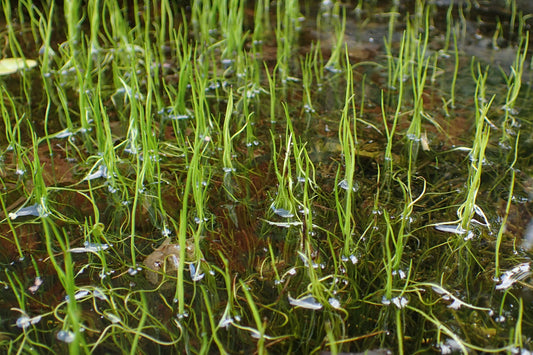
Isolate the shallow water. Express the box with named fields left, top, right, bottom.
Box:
left=1, top=0, right=532, bottom=353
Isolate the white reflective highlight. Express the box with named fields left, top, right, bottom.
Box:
left=288, top=294, right=323, bottom=310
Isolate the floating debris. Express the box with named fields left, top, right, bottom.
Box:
left=143, top=238, right=195, bottom=285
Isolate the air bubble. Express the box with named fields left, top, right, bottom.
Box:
left=190, top=263, right=205, bottom=282
left=349, top=255, right=358, bottom=264
left=105, top=312, right=121, bottom=324
left=57, top=330, right=75, bottom=343
left=83, top=164, right=108, bottom=181
left=391, top=296, right=408, bottom=309
left=28, top=277, right=43, bottom=294
left=328, top=298, right=341, bottom=309
left=219, top=316, right=233, bottom=328
left=16, top=315, right=41, bottom=329
left=162, top=227, right=172, bottom=237
left=271, top=205, right=294, bottom=218
left=288, top=294, right=323, bottom=310
left=9, top=203, right=44, bottom=220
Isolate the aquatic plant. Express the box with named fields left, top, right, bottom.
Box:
left=1, top=1, right=532, bottom=354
